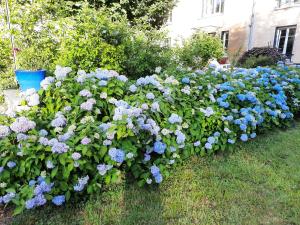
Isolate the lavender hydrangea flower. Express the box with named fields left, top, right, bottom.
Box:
left=117, top=75, right=128, bottom=82
left=129, top=85, right=137, bottom=93
left=97, top=164, right=113, bottom=176
left=168, top=113, right=182, bottom=124
left=17, top=133, right=28, bottom=142
left=51, top=142, right=69, bottom=154
left=194, top=141, right=201, bottom=147
left=81, top=137, right=91, bottom=145
left=80, top=99, right=96, bottom=111
left=0, top=125, right=10, bottom=138
left=34, top=194, right=47, bottom=206
left=54, top=65, right=72, bottom=80
left=151, top=102, right=160, bottom=112
left=41, top=77, right=55, bottom=90
left=10, top=117, right=36, bottom=133
left=34, top=181, right=54, bottom=195
left=79, top=89, right=92, bottom=98
left=2, top=192, right=15, bottom=204
left=51, top=115, right=67, bottom=128
left=72, top=152, right=81, bottom=160
left=0, top=167, right=3, bottom=173
left=63, top=106, right=72, bottom=112
left=175, top=130, right=186, bottom=144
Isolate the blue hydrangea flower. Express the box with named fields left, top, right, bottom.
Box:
left=228, top=139, right=235, bottom=144
left=207, top=137, right=216, bottom=144
left=74, top=176, right=89, bottom=192
left=250, top=133, right=257, bottom=139
left=7, top=161, right=16, bottom=168
left=154, top=173, right=163, bottom=183
left=144, top=154, right=151, bottom=161
left=52, top=195, right=65, bottom=206
left=240, top=134, right=248, bottom=142
left=108, top=148, right=125, bottom=163
left=214, top=132, right=220, bottom=137
left=146, top=92, right=155, bottom=100
left=240, top=124, right=247, bottom=131
left=150, top=165, right=160, bottom=176
left=29, top=180, right=36, bottom=186
left=205, top=143, right=213, bottom=150
left=153, top=141, right=166, bottom=154
left=25, top=198, right=36, bottom=209
left=181, top=77, right=190, bottom=84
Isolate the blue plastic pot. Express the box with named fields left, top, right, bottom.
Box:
left=15, top=69, right=46, bottom=92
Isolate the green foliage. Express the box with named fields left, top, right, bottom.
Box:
left=241, top=55, right=276, bottom=68
left=175, top=32, right=224, bottom=69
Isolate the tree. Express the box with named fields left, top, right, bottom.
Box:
left=65, top=0, right=177, bottom=28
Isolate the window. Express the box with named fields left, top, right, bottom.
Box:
left=221, top=31, right=229, bottom=50
left=203, top=0, right=225, bottom=16
left=277, top=0, right=300, bottom=7
left=274, top=26, right=297, bottom=59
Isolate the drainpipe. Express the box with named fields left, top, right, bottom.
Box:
left=4, top=0, right=17, bottom=70
left=248, top=0, right=256, bottom=50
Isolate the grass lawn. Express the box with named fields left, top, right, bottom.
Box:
left=5, top=122, right=300, bottom=225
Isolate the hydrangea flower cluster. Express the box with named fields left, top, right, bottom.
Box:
left=10, top=117, right=36, bottom=133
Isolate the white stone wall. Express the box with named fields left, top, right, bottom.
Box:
left=167, top=0, right=300, bottom=63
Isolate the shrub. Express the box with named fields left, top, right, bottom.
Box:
left=241, top=55, right=276, bottom=68
left=238, top=47, right=286, bottom=67
left=175, top=32, right=224, bottom=69
left=54, top=7, right=128, bottom=73
left=0, top=64, right=300, bottom=214
left=122, top=27, right=172, bottom=79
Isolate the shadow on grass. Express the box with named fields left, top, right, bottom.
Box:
left=7, top=121, right=300, bottom=225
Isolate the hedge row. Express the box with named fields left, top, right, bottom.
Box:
left=0, top=64, right=300, bottom=214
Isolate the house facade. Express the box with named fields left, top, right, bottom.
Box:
left=167, top=0, right=300, bottom=63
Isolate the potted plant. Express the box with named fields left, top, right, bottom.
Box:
left=15, top=47, right=47, bottom=92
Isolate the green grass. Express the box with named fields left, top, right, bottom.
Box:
left=7, top=123, right=300, bottom=225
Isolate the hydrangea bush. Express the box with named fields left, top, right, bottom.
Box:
left=0, top=64, right=300, bottom=214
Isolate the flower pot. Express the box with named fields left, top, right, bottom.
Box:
left=15, top=69, right=46, bottom=92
